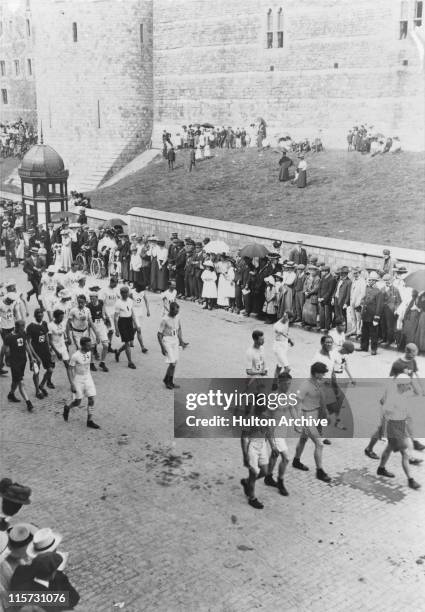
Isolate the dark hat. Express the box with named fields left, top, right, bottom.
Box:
left=31, top=552, right=64, bottom=580
left=170, top=232, right=178, bottom=238
left=340, top=266, right=349, bottom=274
left=0, top=478, right=31, bottom=505
left=157, top=239, right=166, bottom=246
left=195, top=242, right=202, bottom=247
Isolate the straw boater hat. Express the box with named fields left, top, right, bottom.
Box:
left=28, top=527, right=63, bottom=558
left=8, top=523, right=38, bottom=551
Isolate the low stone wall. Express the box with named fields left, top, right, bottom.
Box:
left=127, top=206, right=425, bottom=271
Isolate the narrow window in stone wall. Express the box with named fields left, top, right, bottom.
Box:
left=399, top=1, right=408, bottom=38
left=27, top=58, right=32, bottom=76
left=267, top=9, right=273, bottom=48
left=14, top=60, right=20, bottom=76
left=1, top=89, right=8, bottom=104
left=72, top=22, right=78, bottom=42
left=0, top=61, right=5, bottom=77
left=26, top=19, right=31, bottom=37
left=277, top=8, right=283, bottom=47
left=140, top=23, right=144, bottom=45
left=414, top=1, right=423, bottom=26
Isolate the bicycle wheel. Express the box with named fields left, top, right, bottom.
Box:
left=75, top=253, right=85, bottom=271
left=90, top=258, right=101, bottom=278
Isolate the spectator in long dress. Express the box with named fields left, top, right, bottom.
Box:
left=293, top=155, right=307, bottom=188
left=156, top=240, right=169, bottom=292
left=201, top=261, right=217, bottom=310
left=278, top=152, right=293, bottom=182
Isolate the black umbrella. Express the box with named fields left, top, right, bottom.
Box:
left=239, top=243, right=269, bottom=258
left=201, top=122, right=215, bottom=129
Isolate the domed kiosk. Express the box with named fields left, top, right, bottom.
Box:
left=18, top=139, right=69, bottom=228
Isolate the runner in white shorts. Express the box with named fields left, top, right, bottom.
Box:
left=264, top=372, right=293, bottom=497
left=63, top=336, right=100, bottom=430
left=66, top=295, right=98, bottom=362
left=272, top=312, right=294, bottom=390
left=99, top=275, right=121, bottom=352
left=131, top=283, right=150, bottom=353
left=48, top=309, right=70, bottom=365
left=40, top=266, right=60, bottom=321
left=87, top=289, right=110, bottom=372
left=157, top=302, right=188, bottom=390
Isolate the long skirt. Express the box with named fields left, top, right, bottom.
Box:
left=121, top=259, right=130, bottom=282
left=131, top=269, right=143, bottom=286
left=402, top=310, right=420, bottom=345
left=279, top=165, right=291, bottom=182
left=302, top=298, right=317, bottom=326
left=157, top=265, right=169, bottom=291
left=297, top=169, right=307, bottom=188
left=414, top=312, right=425, bottom=352
left=150, top=258, right=159, bottom=291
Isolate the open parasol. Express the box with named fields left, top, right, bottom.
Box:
left=239, top=243, right=269, bottom=258
left=203, top=240, right=230, bottom=255
left=201, top=122, right=215, bottom=129
left=404, top=270, right=425, bottom=293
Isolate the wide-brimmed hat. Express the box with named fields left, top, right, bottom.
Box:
left=265, top=276, right=275, bottom=285
left=47, top=265, right=56, bottom=273
left=368, top=271, right=380, bottom=280
left=274, top=271, right=283, bottom=279
left=8, top=523, right=37, bottom=550
left=285, top=261, right=295, bottom=268
left=0, top=478, right=31, bottom=505
left=5, top=278, right=16, bottom=287
left=30, top=551, right=65, bottom=579
left=30, top=247, right=39, bottom=254
left=382, top=273, right=392, bottom=281
left=28, top=528, right=63, bottom=557
left=2, top=221, right=10, bottom=227
left=204, top=259, right=214, bottom=267
left=296, top=264, right=305, bottom=270
left=58, top=289, right=71, bottom=299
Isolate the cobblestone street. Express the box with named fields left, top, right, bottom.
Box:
left=1, top=264, right=425, bottom=612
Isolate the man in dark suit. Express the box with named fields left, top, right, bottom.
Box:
left=332, top=266, right=352, bottom=324
left=357, top=271, right=384, bottom=355
left=293, top=264, right=307, bottom=322
left=23, top=247, right=42, bottom=304
left=10, top=551, right=80, bottom=611
left=317, top=265, right=336, bottom=331
left=289, top=240, right=308, bottom=266
left=175, top=241, right=186, bottom=298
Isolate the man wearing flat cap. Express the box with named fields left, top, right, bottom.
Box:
left=318, top=265, right=336, bottom=332
left=357, top=271, right=384, bottom=355
left=289, top=240, right=307, bottom=266
left=293, top=264, right=307, bottom=322
left=382, top=249, right=394, bottom=275
left=332, top=266, right=352, bottom=325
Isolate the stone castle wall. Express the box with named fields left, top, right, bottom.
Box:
left=0, top=0, right=36, bottom=125
left=30, top=0, right=153, bottom=191
left=153, top=0, right=425, bottom=150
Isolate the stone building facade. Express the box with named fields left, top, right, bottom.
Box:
left=30, top=0, right=153, bottom=191
left=0, top=0, right=36, bottom=124
left=153, top=0, right=425, bottom=150
left=2, top=0, right=424, bottom=189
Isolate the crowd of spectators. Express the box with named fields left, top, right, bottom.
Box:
left=346, top=125, right=402, bottom=155
left=0, top=121, right=36, bottom=160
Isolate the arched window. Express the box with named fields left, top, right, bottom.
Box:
left=277, top=8, right=284, bottom=47
left=267, top=9, right=273, bottom=48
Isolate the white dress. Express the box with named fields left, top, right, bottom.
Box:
left=59, top=236, right=73, bottom=270
left=201, top=269, right=217, bottom=298
left=217, top=262, right=235, bottom=306
left=273, top=320, right=290, bottom=367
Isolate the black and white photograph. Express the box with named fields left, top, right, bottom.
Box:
left=1, top=0, right=425, bottom=610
